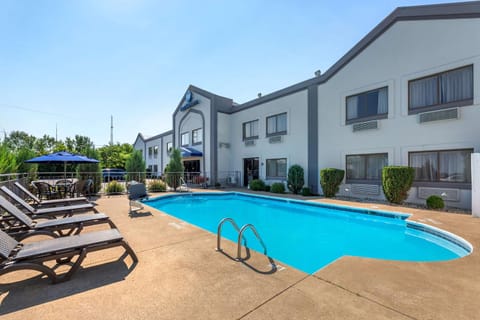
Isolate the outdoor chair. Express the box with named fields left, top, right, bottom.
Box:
left=0, top=228, right=138, bottom=284
left=14, top=182, right=89, bottom=207
left=0, top=186, right=97, bottom=218
left=32, top=181, right=59, bottom=200
left=127, top=182, right=148, bottom=214
left=0, top=195, right=115, bottom=241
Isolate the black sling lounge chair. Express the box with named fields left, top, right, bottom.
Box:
left=14, top=182, right=90, bottom=207
left=0, top=228, right=138, bottom=284
left=0, top=186, right=97, bottom=218
left=0, top=195, right=115, bottom=241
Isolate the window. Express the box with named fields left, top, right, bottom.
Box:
left=346, top=87, right=388, bottom=124
left=181, top=132, right=189, bottom=146
left=346, top=153, right=388, bottom=183
left=409, top=149, right=472, bottom=185
left=266, top=158, right=287, bottom=179
left=153, top=165, right=158, bottom=174
left=148, top=147, right=153, bottom=158
left=409, top=65, right=473, bottom=113
left=266, top=113, right=287, bottom=136
left=153, top=146, right=158, bottom=159
left=243, top=120, right=259, bottom=140
left=192, top=128, right=202, bottom=145
left=166, top=142, right=172, bottom=154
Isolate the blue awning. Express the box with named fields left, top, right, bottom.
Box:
left=181, top=147, right=202, bottom=158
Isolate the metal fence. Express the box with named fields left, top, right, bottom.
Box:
left=0, top=170, right=242, bottom=198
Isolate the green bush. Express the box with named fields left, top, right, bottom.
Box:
left=426, top=195, right=445, bottom=210
left=287, top=165, right=304, bottom=194
left=249, top=179, right=266, bottom=191
left=105, top=180, right=125, bottom=194
left=264, top=185, right=271, bottom=192
left=382, top=166, right=415, bottom=204
left=270, top=182, right=285, bottom=194
left=320, top=168, right=345, bottom=198
left=125, top=149, right=146, bottom=183
left=148, top=179, right=167, bottom=192
left=301, top=187, right=312, bottom=196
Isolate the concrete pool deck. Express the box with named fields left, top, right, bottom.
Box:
left=1, top=190, right=479, bottom=319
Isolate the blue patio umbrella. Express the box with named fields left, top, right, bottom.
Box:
left=25, top=151, right=99, bottom=179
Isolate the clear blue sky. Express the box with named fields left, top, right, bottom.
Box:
left=0, top=0, right=467, bottom=147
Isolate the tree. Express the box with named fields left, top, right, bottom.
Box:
left=287, top=165, right=304, bottom=194
left=125, top=149, right=146, bottom=182
left=0, top=143, right=18, bottom=175
left=98, top=143, right=134, bottom=169
left=3, top=131, right=36, bottom=152
left=165, top=148, right=184, bottom=191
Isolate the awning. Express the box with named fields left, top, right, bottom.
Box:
left=181, top=147, right=202, bottom=158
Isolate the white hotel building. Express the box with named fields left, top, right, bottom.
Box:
left=133, top=1, right=480, bottom=209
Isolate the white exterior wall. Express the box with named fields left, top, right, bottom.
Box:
left=162, top=134, right=173, bottom=172
left=230, top=90, right=309, bottom=186
left=217, top=112, right=232, bottom=178
left=173, top=92, right=211, bottom=174
left=145, top=138, right=161, bottom=175
left=317, top=19, right=480, bottom=208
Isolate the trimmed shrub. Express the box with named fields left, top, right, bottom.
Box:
left=287, top=165, right=304, bottom=194
left=270, top=182, right=285, bottom=194
left=105, top=180, right=125, bottom=194
left=382, top=166, right=415, bottom=204
left=264, top=185, right=271, bottom=192
left=148, top=180, right=167, bottom=192
left=249, top=179, right=266, bottom=191
left=426, top=195, right=445, bottom=210
left=301, top=187, right=312, bottom=196
left=320, top=168, right=345, bottom=198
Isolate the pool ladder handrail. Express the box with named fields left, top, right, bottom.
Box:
left=216, top=217, right=267, bottom=261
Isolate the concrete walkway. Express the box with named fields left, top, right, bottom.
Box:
left=1, top=191, right=479, bottom=319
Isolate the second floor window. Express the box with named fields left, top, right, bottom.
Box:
left=243, top=120, right=259, bottom=140
left=192, top=128, right=202, bottom=144
left=153, top=146, right=158, bottom=159
left=148, top=147, right=153, bottom=158
left=181, top=132, right=189, bottom=146
left=166, top=142, right=172, bottom=154
left=409, top=65, right=473, bottom=113
left=266, top=113, right=287, bottom=136
left=346, top=87, right=388, bottom=124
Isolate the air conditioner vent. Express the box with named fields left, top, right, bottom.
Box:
left=244, top=140, right=255, bottom=147
left=419, top=108, right=458, bottom=123
left=352, top=121, right=378, bottom=132
left=219, top=142, right=230, bottom=148
left=417, top=187, right=460, bottom=201
left=269, top=136, right=283, bottom=144
left=351, top=184, right=380, bottom=195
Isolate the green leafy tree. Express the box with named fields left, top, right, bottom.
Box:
left=15, top=147, right=38, bottom=176
left=165, top=148, right=184, bottom=191
left=98, top=143, right=134, bottom=169
left=3, top=131, right=36, bottom=151
left=76, top=147, right=102, bottom=193
left=287, top=164, right=304, bottom=194
left=0, top=143, right=18, bottom=175
left=125, top=149, right=146, bottom=182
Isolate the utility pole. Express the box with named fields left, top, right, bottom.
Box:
left=110, top=115, right=114, bottom=145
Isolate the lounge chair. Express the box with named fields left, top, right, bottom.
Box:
left=0, top=186, right=97, bottom=218
left=0, top=195, right=115, bottom=240
left=14, top=182, right=90, bottom=207
left=127, top=183, right=148, bottom=214
left=0, top=228, right=138, bottom=283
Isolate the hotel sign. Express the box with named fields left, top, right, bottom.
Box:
left=180, top=90, right=199, bottom=111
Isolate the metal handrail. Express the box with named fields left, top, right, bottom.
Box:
left=216, top=217, right=241, bottom=252
left=237, top=224, right=267, bottom=261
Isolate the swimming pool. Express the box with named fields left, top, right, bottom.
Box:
left=144, top=192, right=472, bottom=274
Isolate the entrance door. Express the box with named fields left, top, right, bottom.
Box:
left=243, top=158, right=259, bottom=187
left=183, top=160, right=200, bottom=182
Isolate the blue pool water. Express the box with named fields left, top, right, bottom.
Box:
left=144, top=192, right=471, bottom=274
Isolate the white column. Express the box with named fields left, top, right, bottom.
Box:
left=472, top=153, right=480, bottom=217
